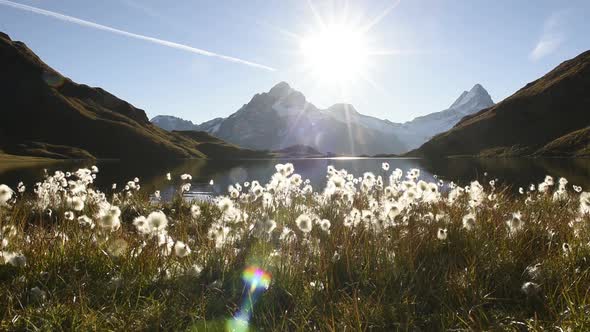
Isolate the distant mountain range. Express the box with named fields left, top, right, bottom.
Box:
left=0, top=32, right=269, bottom=160
left=412, top=50, right=590, bottom=157
left=152, top=82, right=493, bottom=155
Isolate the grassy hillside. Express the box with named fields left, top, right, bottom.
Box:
left=535, top=127, right=590, bottom=157
left=172, top=131, right=271, bottom=159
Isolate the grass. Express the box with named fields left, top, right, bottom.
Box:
left=0, top=152, right=59, bottom=174
left=1, top=165, right=590, bottom=331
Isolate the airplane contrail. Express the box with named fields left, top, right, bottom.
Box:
left=0, top=0, right=276, bottom=71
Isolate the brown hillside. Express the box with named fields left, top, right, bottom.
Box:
left=412, top=50, right=590, bottom=157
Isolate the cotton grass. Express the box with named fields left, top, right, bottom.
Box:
left=0, top=166, right=589, bottom=330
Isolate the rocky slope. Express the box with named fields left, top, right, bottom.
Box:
left=412, top=50, right=590, bottom=158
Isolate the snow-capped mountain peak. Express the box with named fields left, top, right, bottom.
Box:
left=449, top=84, right=493, bottom=112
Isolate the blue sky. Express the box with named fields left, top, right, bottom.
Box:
left=0, top=0, right=588, bottom=124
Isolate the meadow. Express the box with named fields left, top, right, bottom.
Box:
left=1, top=163, right=589, bottom=331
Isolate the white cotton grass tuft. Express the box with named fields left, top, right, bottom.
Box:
left=462, top=213, right=476, bottom=230
left=382, top=162, right=390, bottom=171
left=133, top=216, right=150, bottom=235
left=228, top=185, right=240, bottom=199
left=579, top=192, right=590, bottom=215
left=506, top=211, right=524, bottom=234
left=279, top=226, right=296, bottom=242
left=295, top=214, right=313, bottom=233
left=64, top=211, right=75, bottom=221
left=275, top=163, right=295, bottom=177
left=146, top=211, right=168, bottom=233
left=77, top=215, right=95, bottom=229
left=191, top=205, right=201, bottom=219
left=437, top=228, right=448, bottom=240
left=180, top=174, right=192, bottom=181
left=0, top=184, right=14, bottom=206
left=98, top=206, right=122, bottom=232
left=174, top=241, right=191, bottom=257
left=217, top=197, right=233, bottom=212
left=544, top=175, right=554, bottom=186
left=290, top=174, right=303, bottom=187
left=189, top=264, right=204, bottom=277
left=67, top=196, right=85, bottom=211
left=181, top=183, right=191, bottom=193
left=319, top=219, right=331, bottom=233
left=1, top=251, right=27, bottom=267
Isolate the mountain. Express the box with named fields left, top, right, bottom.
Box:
left=195, top=117, right=224, bottom=134
left=192, top=82, right=408, bottom=155
left=412, top=50, right=590, bottom=158
left=0, top=31, right=264, bottom=160
left=390, top=84, right=494, bottom=150
left=155, top=82, right=493, bottom=155
left=151, top=115, right=199, bottom=131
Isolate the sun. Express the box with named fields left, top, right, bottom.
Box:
left=300, top=23, right=369, bottom=84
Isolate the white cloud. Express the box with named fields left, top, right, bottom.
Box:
left=530, top=11, right=568, bottom=61
left=0, top=0, right=275, bottom=71
left=530, top=37, right=562, bottom=61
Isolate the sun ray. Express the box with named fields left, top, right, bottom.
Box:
left=361, top=0, right=402, bottom=33
left=254, top=19, right=302, bottom=42
left=357, top=70, right=388, bottom=95
left=307, top=0, right=326, bottom=30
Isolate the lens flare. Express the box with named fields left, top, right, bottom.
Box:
left=242, top=266, right=271, bottom=292
left=42, top=71, right=65, bottom=88
left=226, top=266, right=271, bottom=332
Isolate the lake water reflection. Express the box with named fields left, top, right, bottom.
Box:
left=2, top=158, right=590, bottom=200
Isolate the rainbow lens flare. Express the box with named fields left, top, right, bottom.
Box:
left=242, top=266, right=271, bottom=292
left=226, top=266, right=271, bottom=332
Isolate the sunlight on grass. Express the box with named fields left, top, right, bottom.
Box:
left=0, top=163, right=590, bottom=330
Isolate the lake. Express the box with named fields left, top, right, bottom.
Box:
left=2, top=158, right=590, bottom=199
